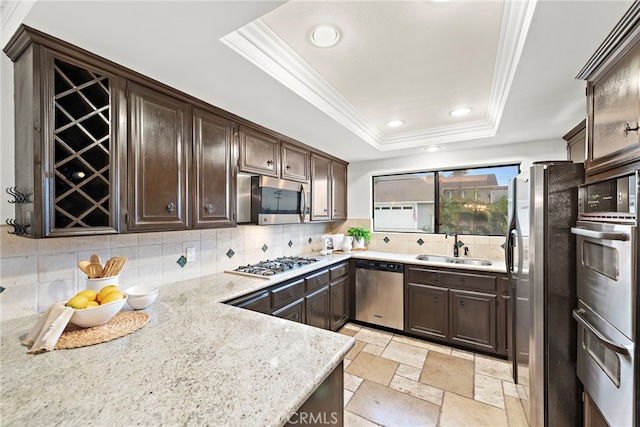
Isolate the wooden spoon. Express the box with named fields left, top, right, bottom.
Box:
left=100, top=256, right=127, bottom=278
left=78, top=260, right=91, bottom=274
left=85, top=262, right=103, bottom=279
left=90, top=254, right=102, bottom=266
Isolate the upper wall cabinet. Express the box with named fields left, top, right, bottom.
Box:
left=192, top=108, right=236, bottom=229
left=238, top=125, right=279, bottom=177
left=310, top=153, right=347, bottom=221
left=4, top=33, right=125, bottom=237
left=577, top=3, right=640, bottom=182
left=281, top=142, right=310, bottom=183
left=126, top=82, right=190, bottom=231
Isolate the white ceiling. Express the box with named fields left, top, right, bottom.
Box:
left=1, top=0, right=634, bottom=163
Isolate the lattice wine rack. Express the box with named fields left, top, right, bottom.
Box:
left=53, top=58, right=111, bottom=229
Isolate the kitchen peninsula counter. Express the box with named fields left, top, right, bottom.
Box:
left=0, top=255, right=354, bottom=427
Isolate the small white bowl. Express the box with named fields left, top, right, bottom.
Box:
left=68, top=296, right=127, bottom=328
left=124, top=285, right=158, bottom=310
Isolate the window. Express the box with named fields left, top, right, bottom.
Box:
left=373, top=165, right=519, bottom=236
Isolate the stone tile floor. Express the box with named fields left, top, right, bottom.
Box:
left=338, top=323, right=530, bottom=427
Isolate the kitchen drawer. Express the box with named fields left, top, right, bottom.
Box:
left=272, top=279, right=305, bottom=310
left=228, top=290, right=271, bottom=314
left=306, top=269, right=330, bottom=292
left=407, top=267, right=497, bottom=292
left=272, top=298, right=305, bottom=323
left=329, top=262, right=348, bottom=281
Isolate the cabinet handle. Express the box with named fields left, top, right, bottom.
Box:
left=433, top=296, right=439, bottom=303
left=323, top=208, right=328, bottom=212
left=205, top=204, right=213, bottom=214
left=459, top=300, right=465, bottom=307
left=166, top=203, right=176, bottom=213
left=311, top=303, right=316, bottom=311
left=267, top=160, right=274, bottom=167
left=287, top=289, right=294, bottom=297
left=624, top=122, right=639, bottom=137
left=293, top=313, right=299, bottom=321
left=434, top=275, right=440, bottom=282
left=459, top=277, right=465, bottom=284
left=332, top=291, right=337, bottom=296
left=286, top=165, right=291, bottom=171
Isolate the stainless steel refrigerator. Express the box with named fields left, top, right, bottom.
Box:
left=505, top=162, right=584, bottom=427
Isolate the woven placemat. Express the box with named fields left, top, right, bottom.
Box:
left=55, top=311, right=150, bottom=350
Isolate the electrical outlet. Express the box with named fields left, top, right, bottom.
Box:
left=186, top=247, right=196, bottom=263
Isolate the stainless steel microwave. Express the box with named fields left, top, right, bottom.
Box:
left=237, top=175, right=309, bottom=225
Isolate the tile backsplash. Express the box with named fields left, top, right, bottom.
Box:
left=1, top=218, right=507, bottom=321
left=0, top=223, right=331, bottom=321
left=330, top=218, right=507, bottom=262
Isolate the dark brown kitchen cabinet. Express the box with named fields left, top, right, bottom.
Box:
left=450, top=290, right=497, bottom=352
left=406, top=283, right=449, bottom=340
left=306, top=286, right=330, bottom=329
left=405, top=265, right=506, bottom=356
left=5, top=36, right=125, bottom=237
left=127, top=82, right=189, bottom=231
left=310, top=153, right=348, bottom=221
left=192, top=108, right=236, bottom=228
left=272, top=278, right=305, bottom=311
left=331, top=160, right=348, bottom=220
left=233, top=290, right=271, bottom=314
left=577, top=4, right=640, bottom=181
left=281, top=143, right=310, bottom=182
left=273, top=298, right=305, bottom=323
left=238, top=125, right=279, bottom=177
left=329, top=276, right=349, bottom=331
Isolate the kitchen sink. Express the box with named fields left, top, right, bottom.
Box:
left=415, top=255, right=455, bottom=263
left=415, top=255, right=492, bottom=266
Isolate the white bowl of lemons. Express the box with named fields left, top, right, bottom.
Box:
left=66, top=286, right=127, bottom=328
left=124, top=285, right=158, bottom=310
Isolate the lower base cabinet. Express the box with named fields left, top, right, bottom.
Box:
left=406, top=283, right=448, bottom=340
left=226, top=261, right=350, bottom=333
left=450, top=290, right=497, bottom=351
left=329, top=277, right=349, bottom=331
left=405, top=265, right=507, bottom=356
left=306, top=286, right=330, bottom=329
left=273, top=299, right=305, bottom=323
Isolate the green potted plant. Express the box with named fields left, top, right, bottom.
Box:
left=347, top=226, right=371, bottom=249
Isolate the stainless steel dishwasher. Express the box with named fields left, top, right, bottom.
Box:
left=355, top=260, right=404, bottom=331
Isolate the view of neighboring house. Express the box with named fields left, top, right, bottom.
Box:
left=373, top=171, right=509, bottom=235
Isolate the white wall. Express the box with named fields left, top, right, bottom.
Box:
left=347, top=139, right=569, bottom=218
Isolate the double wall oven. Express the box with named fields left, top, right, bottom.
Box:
left=571, top=172, right=638, bottom=426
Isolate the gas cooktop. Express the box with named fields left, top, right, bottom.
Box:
left=229, top=256, right=320, bottom=278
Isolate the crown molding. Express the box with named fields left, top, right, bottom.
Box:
left=220, top=0, right=536, bottom=152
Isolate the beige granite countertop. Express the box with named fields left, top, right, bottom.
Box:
left=1, top=255, right=354, bottom=427
left=1, top=250, right=504, bottom=426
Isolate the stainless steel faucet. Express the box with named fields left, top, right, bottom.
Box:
left=445, top=233, right=459, bottom=257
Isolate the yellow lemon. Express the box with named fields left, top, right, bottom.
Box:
left=77, top=289, right=98, bottom=302
left=66, top=295, right=89, bottom=309
left=100, top=291, right=125, bottom=305
left=97, top=285, right=119, bottom=303
left=86, top=301, right=99, bottom=308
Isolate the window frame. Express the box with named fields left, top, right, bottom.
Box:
left=371, top=163, right=520, bottom=236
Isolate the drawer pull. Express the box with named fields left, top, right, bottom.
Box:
left=287, top=289, right=294, bottom=298
left=310, top=303, right=316, bottom=311
left=286, top=165, right=291, bottom=171
left=332, top=291, right=337, bottom=296
left=459, top=277, right=465, bottom=284
left=433, top=296, right=439, bottom=304
left=267, top=159, right=274, bottom=167
left=459, top=300, right=465, bottom=307
left=293, top=313, right=299, bottom=321
left=624, top=122, right=639, bottom=137
left=166, top=203, right=176, bottom=213
left=205, top=204, right=213, bottom=214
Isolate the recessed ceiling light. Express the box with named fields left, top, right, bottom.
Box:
left=449, top=107, right=472, bottom=117
left=386, top=120, right=404, bottom=128
left=310, top=25, right=340, bottom=47
left=424, top=145, right=442, bottom=152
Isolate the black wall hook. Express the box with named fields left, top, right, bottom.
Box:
left=5, top=187, right=27, bottom=204
left=6, top=219, right=30, bottom=236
